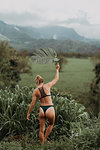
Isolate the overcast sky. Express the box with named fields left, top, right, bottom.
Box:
left=0, top=0, right=100, bottom=39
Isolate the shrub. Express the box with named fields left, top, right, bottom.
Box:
left=0, top=85, right=100, bottom=149
left=0, top=85, right=89, bottom=142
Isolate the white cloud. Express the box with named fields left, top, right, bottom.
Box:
left=0, top=0, right=100, bottom=23
left=0, top=12, right=45, bottom=26
left=0, top=0, right=100, bottom=38
left=74, top=24, right=100, bottom=39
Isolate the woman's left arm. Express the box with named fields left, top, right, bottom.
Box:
left=27, top=91, right=37, bottom=120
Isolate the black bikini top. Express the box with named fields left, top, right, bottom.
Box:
left=38, top=86, right=51, bottom=100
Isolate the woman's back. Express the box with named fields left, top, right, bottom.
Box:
left=35, top=83, right=53, bottom=106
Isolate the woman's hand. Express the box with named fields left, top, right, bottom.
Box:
left=56, top=63, right=60, bottom=70
left=27, top=113, right=30, bottom=120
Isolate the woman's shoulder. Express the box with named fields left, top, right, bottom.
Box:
left=33, top=88, right=40, bottom=97
left=44, top=81, right=53, bottom=88
left=43, top=83, right=51, bottom=89
left=33, top=88, right=38, bottom=94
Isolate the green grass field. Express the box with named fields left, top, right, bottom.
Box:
left=19, top=58, right=95, bottom=96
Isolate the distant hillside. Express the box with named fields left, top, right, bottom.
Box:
left=0, top=20, right=85, bottom=42
left=18, top=26, right=84, bottom=41
left=0, top=20, right=100, bottom=53
left=10, top=39, right=100, bottom=53
left=0, top=20, right=33, bottom=43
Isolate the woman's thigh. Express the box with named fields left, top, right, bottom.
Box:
left=45, top=107, right=55, bottom=125
left=39, top=108, right=46, bottom=131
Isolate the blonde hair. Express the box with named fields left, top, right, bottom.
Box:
left=35, top=75, right=44, bottom=85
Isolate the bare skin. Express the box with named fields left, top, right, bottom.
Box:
left=27, top=63, right=60, bottom=144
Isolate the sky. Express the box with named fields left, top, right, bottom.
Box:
left=0, top=0, right=100, bottom=39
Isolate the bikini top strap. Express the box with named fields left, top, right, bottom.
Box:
left=38, top=86, right=47, bottom=97
left=38, top=86, right=51, bottom=100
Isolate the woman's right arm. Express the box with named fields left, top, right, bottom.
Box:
left=47, top=63, right=60, bottom=87
left=27, top=91, right=37, bottom=120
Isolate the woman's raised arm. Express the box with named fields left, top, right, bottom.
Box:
left=47, top=63, right=60, bottom=87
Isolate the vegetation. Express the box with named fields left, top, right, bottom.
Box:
left=0, top=41, right=32, bottom=88
left=0, top=86, right=100, bottom=149
left=57, top=52, right=94, bottom=58
left=0, top=41, right=19, bottom=88
left=87, top=55, right=100, bottom=116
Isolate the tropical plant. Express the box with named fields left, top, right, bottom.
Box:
left=31, top=47, right=59, bottom=64
left=0, top=85, right=89, bottom=141
left=0, top=86, right=100, bottom=149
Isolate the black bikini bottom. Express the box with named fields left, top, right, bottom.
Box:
left=40, top=105, right=54, bottom=114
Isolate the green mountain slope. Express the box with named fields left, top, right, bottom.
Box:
left=0, top=20, right=100, bottom=53
left=0, top=21, right=33, bottom=42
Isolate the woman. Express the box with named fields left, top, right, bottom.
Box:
left=27, top=63, right=60, bottom=143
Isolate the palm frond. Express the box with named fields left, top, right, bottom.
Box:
left=31, top=47, right=59, bottom=64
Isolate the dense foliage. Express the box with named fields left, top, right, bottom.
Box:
left=87, top=56, right=100, bottom=116
left=0, top=41, right=20, bottom=88
left=0, top=86, right=100, bottom=150
left=0, top=41, right=32, bottom=88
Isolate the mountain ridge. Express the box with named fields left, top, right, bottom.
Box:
left=0, top=20, right=85, bottom=42
left=0, top=20, right=33, bottom=42
left=0, top=20, right=100, bottom=53
left=18, top=25, right=84, bottom=41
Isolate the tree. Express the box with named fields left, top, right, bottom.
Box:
left=89, top=62, right=100, bottom=116
left=0, top=41, right=10, bottom=59
left=16, top=50, right=32, bottom=74
left=0, top=41, right=32, bottom=88
left=57, top=54, right=68, bottom=72
left=0, top=41, right=20, bottom=88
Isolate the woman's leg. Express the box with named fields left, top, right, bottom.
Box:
left=39, top=108, right=46, bottom=143
left=44, top=107, right=55, bottom=142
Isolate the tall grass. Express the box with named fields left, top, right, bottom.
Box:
left=0, top=86, right=100, bottom=149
